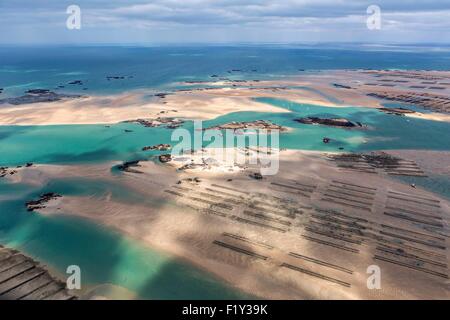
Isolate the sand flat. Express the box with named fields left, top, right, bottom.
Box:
left=7, top=148, right=450, bottom=300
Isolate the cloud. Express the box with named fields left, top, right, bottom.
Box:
left=0, top=0, right=449, bottom=44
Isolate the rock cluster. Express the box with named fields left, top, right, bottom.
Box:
left=159, top=154, right=172, bottom=163
left=249, top=172, right=264, bottom=180
left=294, top=117, right=362, bottom=128
left=368, top=91, right=450, bottom=113
left=0, top=89, right=82, bottom=105
left=0, top=163, right=33, bottom=178
left=205, top=120, right=287, bottom=132
left=155, top=93, right=170, bottom=99
left=25, top=193, right=62, bottom=212
left=68, top=80, right=83, bottom=85
left=126, top=117, right=184, bottom=129
left=106, top=76, right=131, bottom=80
left=378, top=107, right=416, bottom=116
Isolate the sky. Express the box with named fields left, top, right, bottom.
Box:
left=0, top=0, right=449, bottom=45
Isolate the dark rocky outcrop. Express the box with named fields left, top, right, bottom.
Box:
left=26, top=193, right=62, bottom=212
left=68, top=80, right=83, bottom=85
left=0, top=167, right=8, bottom=178
left=0, top=245, right=77, bottom=300
left=378, top=107, right=416, bottom=116
left=0, top=89, right=82, bottom=105
left=333, top=83, right=352, bottom=89
left=107, top=76, right=125, bottom=80
left=159, top=154, right=172, bottom=163
left=205, top=120, right=287, bottom=132
left=155, top=93, right=171, bottom=99
left=1, top=163, right=33, bottom=178
left=117, top=160, right=142, bottom=173
left=249, top=172, right=263, bottom=180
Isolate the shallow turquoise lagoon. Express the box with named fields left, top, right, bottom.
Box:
left=393, top=175, right=450, bottom=202
left=2, top=97, right=450, bottom=167
left=0, top=179, right=250, bottom=299
left=2, top=45, right=450, bottom=299
left=251, top=98, right=450, bottom=152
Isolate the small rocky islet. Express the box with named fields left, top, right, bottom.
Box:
left=333, top=83, right=352, bottom=89
left=377, top=107, right=417, bottom=116
left=25, top=192, right=62, bottom=212
left=117, top=160, right=142, bottom=173
left=0, top=74, right=138, bottom=105
left=294, top=117, right=364, bottom=128
left=158, top=154, right=173, bottom=163
left=0, top=167, right=13, bottom=178
left=68, top=80, right=83, bottom=85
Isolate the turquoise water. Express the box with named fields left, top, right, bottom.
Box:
left=2, top=45, right=450, bottom=97
left=0, top=123, right=173, bottom=166
left=0, top=179, right=249, bottom=299
left=392, top=175, right=450, bottom=202
left=250, top=98, right=450, bottom=152
left=2, top=45, right=450, bottom=299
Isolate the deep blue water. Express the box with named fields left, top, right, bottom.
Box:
left=1, top=45, right=450, bottom=97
